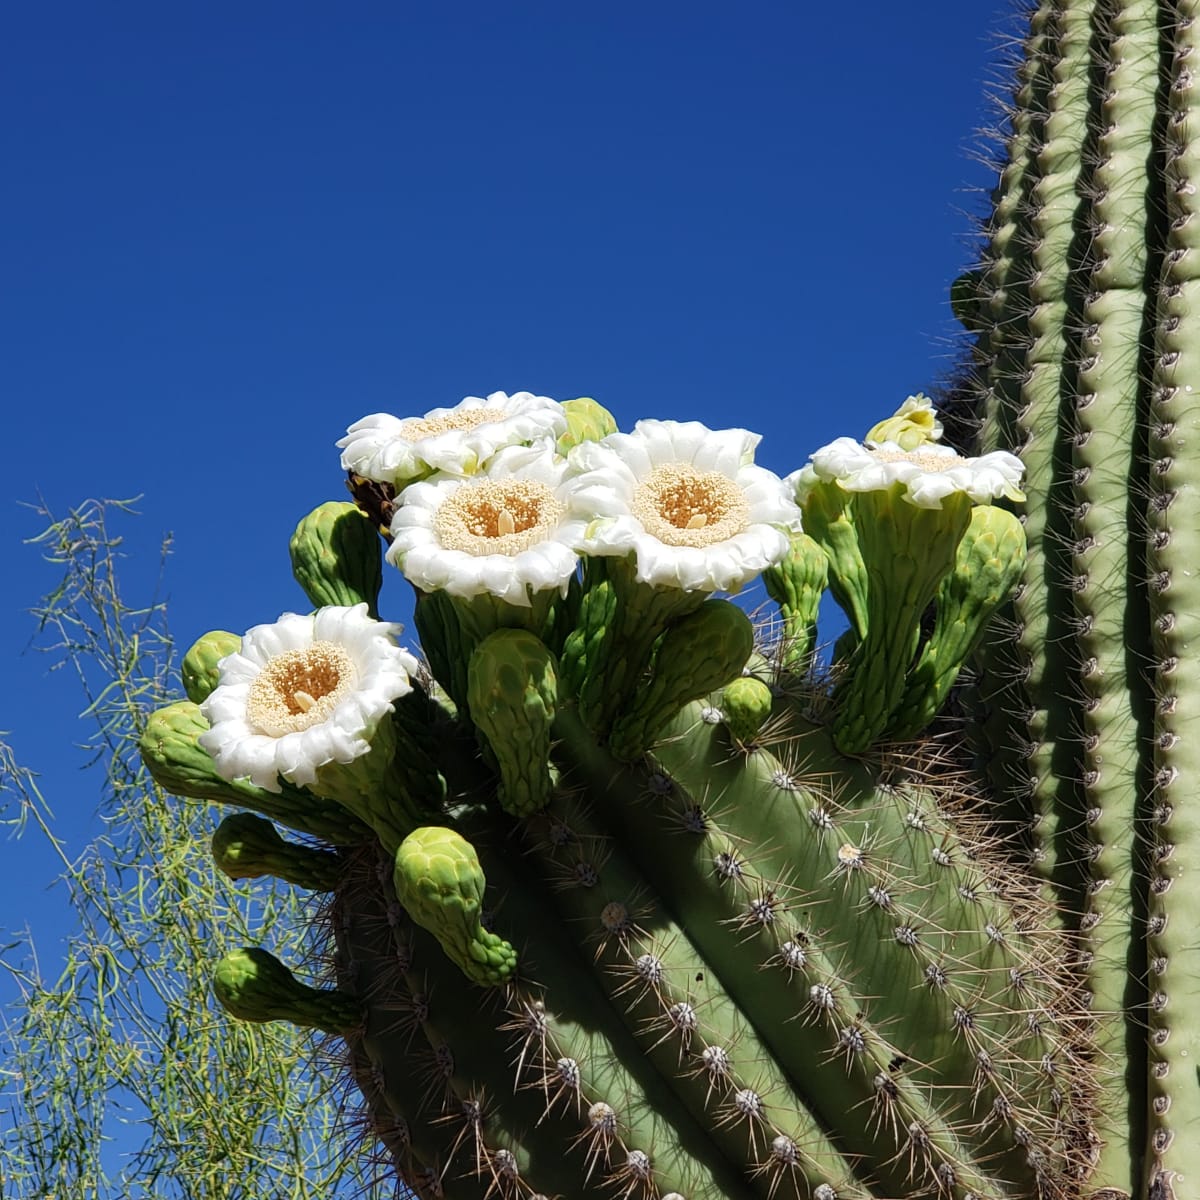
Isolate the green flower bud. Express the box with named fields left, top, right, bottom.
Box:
left=138, top=701, right=369, bottom=844
left=609, top=599, right=755, bottom=761
left=393, top=826, right=517, bottom=987
left=212, top=947, right=359, bottom=1034
left=181, top=630, right=241, bottom=704
left=863, top=394, right=943, bottom=451
left=762, top=531, right=828, bottom=669
left=722, top=676, right=773, bottom=746
left=467, top=629, right=558, bottom=818
left=211, top=812, right=343, bottom=891
left=555, top=397, right=618, bottom=455
left=887, top=504, right=1027, bottom=739
left=289, top=501, right=383, bottom=617
left=830, top=486, right=974, bottom=755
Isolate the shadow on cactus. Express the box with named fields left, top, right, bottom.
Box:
left=141, top=385, right=1116, bottom=1199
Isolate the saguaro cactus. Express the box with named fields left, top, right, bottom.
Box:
left=134, top=5, right=1200, bottom=1196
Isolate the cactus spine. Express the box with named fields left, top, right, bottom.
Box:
left=132, top=7, right=1200, bottom=1196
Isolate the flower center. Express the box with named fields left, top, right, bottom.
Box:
left=246, top=642, right=357, bottom=737
left=869, top=447, right=966, bottom=473
left=433, top=478, right=563, bottom=556
left=632, top=464, right=749, bottom=547
left=400, top=407, right=505, bottom=441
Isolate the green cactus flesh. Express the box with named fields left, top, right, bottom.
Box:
left=135, top=5, right=1200, bottom=1195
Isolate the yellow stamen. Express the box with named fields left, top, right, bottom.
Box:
left=246, top=642, right=357, bottom=737
left=870, top=447, right=965, bottom=473
left=400, top=407, right=506, bottom=441
left=434, top=479, right=563, bottom=557
left=632, top=464, right=750, bottom=548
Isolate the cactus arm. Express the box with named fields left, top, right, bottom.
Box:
left=374, top=830, right=761, bottom=1199
left=968, top=3, right=1060, bottom=856
left=344, top=1041, right=461, bottom=1200
left=339, top=850, right=558, bottom=1199
left=476, top=826, right=766, bottom=1200
left=518, top=797, right=869, bottom=1198
left=593, top=704, right=1078, bottom=1193
left=1144, top=4, right=1200, bottom=1186
left=553, top=709, right=1037, bottom=1198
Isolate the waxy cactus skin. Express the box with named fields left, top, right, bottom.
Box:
left=134, top=6, right=1200, bottom=1195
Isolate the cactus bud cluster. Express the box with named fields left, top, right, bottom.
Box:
left=138, top=382, right=1115, bottom=1199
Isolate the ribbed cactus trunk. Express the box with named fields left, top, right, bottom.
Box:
left=964, top=1, right=1200, bottom=1193
left=133, top=7, right=1200, bottom=1200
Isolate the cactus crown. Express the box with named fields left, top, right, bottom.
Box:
left=136, top=5, right=1200, bottom=1196
left=144, top=385, right=1099, bottom=1200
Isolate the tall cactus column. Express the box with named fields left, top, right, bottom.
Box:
left=966, top=0, right=1200, bottom=1193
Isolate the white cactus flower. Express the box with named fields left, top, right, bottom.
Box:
left=387, top=444, right=584, bottom=605
left=565, top=419, right=800, bottom=592
left=198, top=604, right=418, bottom=793
left=789, top=437, right=1025, bottom=510
left=338, top=390, right=567, bottom=488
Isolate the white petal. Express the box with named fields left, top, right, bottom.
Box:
left=197, top=604, right=418, bottom=792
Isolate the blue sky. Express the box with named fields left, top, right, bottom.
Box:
left=1, top=0, right=1012, bottom=1169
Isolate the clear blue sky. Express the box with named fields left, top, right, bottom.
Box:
left=1, top=0, right=1013, bottom=1161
